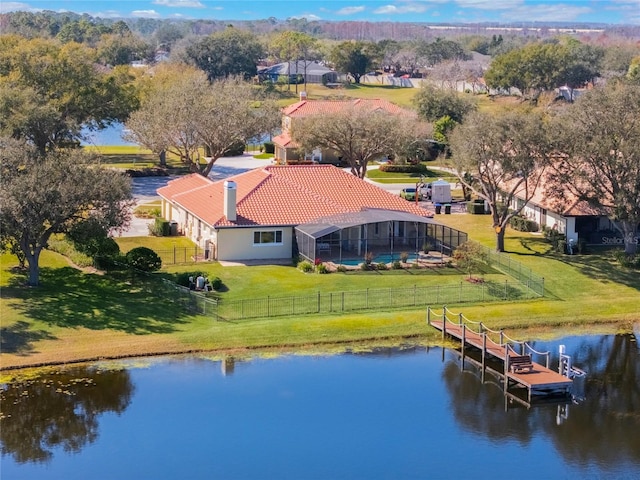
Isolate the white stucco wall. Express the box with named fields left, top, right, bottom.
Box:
left=216, top=227, right=294, bottom=261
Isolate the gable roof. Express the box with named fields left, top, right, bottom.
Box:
left=502, top=174, right=601, bottom=217
left=157, top=165, right=433, bottom=228
left=282, top=98, right=408, bottom=118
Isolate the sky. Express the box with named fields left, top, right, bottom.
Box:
left=1, top=0, right=639, bottom=25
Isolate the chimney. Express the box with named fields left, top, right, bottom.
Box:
left=299, top=91, right=307, bottom=101
left=223, top=180, right=237, bottom=222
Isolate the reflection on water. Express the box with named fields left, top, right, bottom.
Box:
left=0, top=366, right=133, bottom=464
left=1, top=335, right=638, bottom=479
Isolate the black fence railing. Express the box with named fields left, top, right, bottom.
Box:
left=154, top=246, right=205, bottom=265
left=213, top=281, right=538, bottom=321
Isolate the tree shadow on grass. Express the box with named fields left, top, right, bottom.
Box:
left=1, top=321, right=57, bottom=355
left=13, top=267, right=190, bottom=336
left=555, top=253, right=640, bottom=292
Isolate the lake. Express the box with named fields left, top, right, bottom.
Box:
left=1, top=334, right=638, bottom=479
left=81, top=123, right=136, bottom=147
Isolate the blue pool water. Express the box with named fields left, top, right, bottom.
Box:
left=339, top=252, right=420, bottom=266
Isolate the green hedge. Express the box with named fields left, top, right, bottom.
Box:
left=263, top=141, right=275, bottom=154
left=509, top=215, right=538, bottom=232
left=378, top=164, right=427, bottom=174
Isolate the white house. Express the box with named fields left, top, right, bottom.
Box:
left=157, top=165, right=467, bottom=263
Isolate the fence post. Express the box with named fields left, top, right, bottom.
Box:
left=427, top=306, right=431, bottom=325
left=342, top=291, right=345, bottom=311
left=317, top=291, right=321, bottom=313
left=366, top=288, right=369, bottom=309
left=173, top=245, right=176, bottom=265
left=268, top=296, right=270, bottom=317
left=458, top=313, right=463, bottom=325
left=504, top=280, right=508, bottom=300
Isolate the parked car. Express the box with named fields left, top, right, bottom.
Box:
left=400, top=187, right=422, bottom=201
left=419, top=183, right=432, bottom=200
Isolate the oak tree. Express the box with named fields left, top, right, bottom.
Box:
left=449, top=111, right=553, bottom=252
left=0, top=138, right=133, bottom=286
left=550, top=81, right=640, bottom=254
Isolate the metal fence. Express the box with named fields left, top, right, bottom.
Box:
left=139, top=241, right=544, bottom=321
left=213, top=280, right=538, bottom=321
left=155, top=246, right=206, bottom=265
left=477, top=243, right=545, bottom=297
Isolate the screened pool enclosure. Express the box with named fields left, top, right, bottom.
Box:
left=295, top=209, right=468, bottom=266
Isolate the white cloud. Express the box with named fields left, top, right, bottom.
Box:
left=374, top=4, right=429, bottom=14
left=500, top=3, right=594, bottom=22
left=455, top=0, right=523, bottom=11
left=152, top=0, right=205, bottom=7
left=336, top=6, right=366, bottom=15
left=0, top=2, right=41, bottom=13
left=131, top=9, right=162, bottom=18
left=289, top=13, right=323, bottom=21
left=92, top=10, right=127, bottom=19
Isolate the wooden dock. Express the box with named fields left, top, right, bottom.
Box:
left=428, top=307, right=573, bottom=402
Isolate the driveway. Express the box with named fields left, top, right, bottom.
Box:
left=118, top=154, right=272, bottom=237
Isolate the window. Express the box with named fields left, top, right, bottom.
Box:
left=253, top=230, right=283, bottom=245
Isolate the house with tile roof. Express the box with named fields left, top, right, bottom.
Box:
left=272, top=98, right=410, bottom=166
left=157, top=164, right=467, bottom=263
left=503, top=176, right=629, bottom=247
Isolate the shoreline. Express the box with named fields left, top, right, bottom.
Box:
left=1, top=320, right=632, bottom=375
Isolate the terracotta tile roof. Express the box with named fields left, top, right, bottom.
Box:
left=272, top=132, right=297, bottom=148
left=503, top=174, right=599, bottom=217
left=158, top=165, right=433, bottom=228
left=282, top=98, right=408, bottom=117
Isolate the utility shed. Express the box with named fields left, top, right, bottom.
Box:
left=432, top=179, right=452, bottom=204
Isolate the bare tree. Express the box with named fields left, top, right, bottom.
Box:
left=126, top=72, right=279, bottom=176
left=292, top=106, right=429, bottom=179
left=449, top=111, right=553, bottom=252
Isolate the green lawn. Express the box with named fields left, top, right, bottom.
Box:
left=2, top=210, right=638, bottom=371
left=366, top=166, right=457, bottom=184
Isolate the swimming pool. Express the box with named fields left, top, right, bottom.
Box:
left=338, top=253, right=420, bottom=266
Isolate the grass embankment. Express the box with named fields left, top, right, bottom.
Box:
left=2, top=213, right=638, bottom=372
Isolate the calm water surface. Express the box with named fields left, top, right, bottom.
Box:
left=1, top=334, right=638, bottom=479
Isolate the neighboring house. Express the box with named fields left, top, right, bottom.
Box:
left=258, top=61, right=338, bottom=85
left=157, top=165, right=466, bottom=263
left=272, top=98, right=409, bottom=165
left=504, top=180, right=629, bottom=246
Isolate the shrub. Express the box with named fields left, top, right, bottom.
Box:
left=378, top=164, right=427, bottom=174
left=392, top=260, right=403, bottom=270
left=614, top=251, right=640, bottom=269
left=400, top=251, right=409, bottom=263
left=466, top=200, right=487, bottom=215
left=150, top=218, right=170, bottom=237
left=95, top=253, right=128, bottom=271
left=376, top=262, right=387, bottom=270
left=422, top=242, right=434, bottom=253
left=298, top=260, right=314, bottom=272
left=336, top=265, right=347, bottom=273
left=210, top=276, right=223, bottom=290
left=126, top=247, right=162, bottom=272
left=360, top=262, right=369, bottom=271
left=263, top=141, right=275, bottom=154
left=316, top=263, right=329, bottom=274
left=509, top=215, right=538, bottom=232
left=543, top=227, right=567, bottom=253
left=223, top=140, right=245, bottom=156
